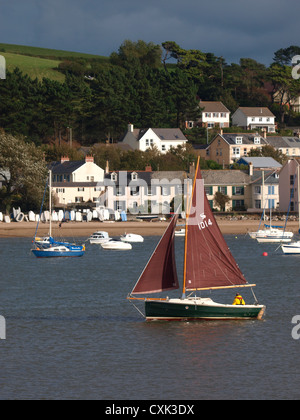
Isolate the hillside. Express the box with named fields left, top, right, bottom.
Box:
left=0, top=43, right=109, bottom=82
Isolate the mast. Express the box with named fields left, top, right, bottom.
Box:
left=49, top=169, right=52, bottom=237
left=182, top=158, right=200, bottom=298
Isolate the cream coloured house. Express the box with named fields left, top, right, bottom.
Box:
left=51, top=156, right=105, bottom=205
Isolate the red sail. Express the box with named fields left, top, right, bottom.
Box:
left=184, top=164, right=247, bottom=291
left=132, top=215, right=179, bottom=295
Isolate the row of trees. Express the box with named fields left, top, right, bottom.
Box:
left=0, top=41, right=300, bottom=147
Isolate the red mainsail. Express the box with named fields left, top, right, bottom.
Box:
left=184, top=162, right=248, bottom=292
left=131, top=214, right=180, bottom=295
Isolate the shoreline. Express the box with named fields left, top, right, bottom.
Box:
left=0, top=218, right=299, bottom=238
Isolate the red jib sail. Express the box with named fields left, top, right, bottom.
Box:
left=184, top=161, right=248, bottom=292
left=131, top=214, right=179, bottom=295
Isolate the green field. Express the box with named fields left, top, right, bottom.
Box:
left=0, top=43, right=109, bottom=82
left=1, top=52, right=65, bottom=82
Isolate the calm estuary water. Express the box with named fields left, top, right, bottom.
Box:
left=0, top=233, right=300, bottom=400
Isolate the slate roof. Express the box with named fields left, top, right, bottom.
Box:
left=50, top=161, right=85, bottom=175
left=199, top=101, right=230, bottom=113
left=237, top=157, right=282, bottom=169
left=251, top=170, right=279, bottom=185
left=265, top=136, right=300, bottom=148
left=220, top=133, right=268, bottom=145
left=120, top=128, right=187, bottom=142
left=237, top=107, right=275, bottom=117
left=201, top=170, right=251, bottom=185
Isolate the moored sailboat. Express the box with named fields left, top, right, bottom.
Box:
left=31, top=170, right=85, bottom=258
left=128, top=159, right=265, bottom=321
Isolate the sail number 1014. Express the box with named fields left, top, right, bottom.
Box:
left=198, top=214, right=213, bottom=231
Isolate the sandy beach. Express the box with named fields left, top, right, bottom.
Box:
left=0, top=218, right=299, bottom=238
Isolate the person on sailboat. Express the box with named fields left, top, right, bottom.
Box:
left=232, top=293, right=245, bottom=305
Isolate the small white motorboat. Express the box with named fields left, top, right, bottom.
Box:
left=281, top=241, right=300, bottom=254
left=89, top=231, right=110, bottom=244
left=101, top=240, right=132, bottom=250
left=120, top=233, right=144, bottom=243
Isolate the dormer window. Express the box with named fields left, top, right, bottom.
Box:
left=111, top=172, right=117, bottom=182
left=235, top=137, right=243, bottom=145
left=254, top=137, right=261, bottom=145
left=131, top=172, right=138, bottom=181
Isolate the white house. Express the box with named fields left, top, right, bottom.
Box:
left=232, top=107, right=276, bottom=133
left=120, top=124, right=188, bottom=153
left=187, top=101, right=230, bottom=129
left=51, top=156, right=105, bottom=205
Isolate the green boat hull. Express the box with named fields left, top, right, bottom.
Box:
left=145, top=298, right=265, bottom=321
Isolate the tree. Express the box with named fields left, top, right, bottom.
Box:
left=248, top=145, right=287, bottom=165
left=0, top=133, right=47, bottom=213
left=214, top=191, right=230, bottom=212
left=267, top=63, right=300, bottom=124
left=273, top=46, right=300, bottom=66
left=110, top=40, right=162, bottom=69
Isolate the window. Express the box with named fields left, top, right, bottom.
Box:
left=255, top=186, right=261, bottom=194
left=268, top=199, right=275, bottom=209
left=130, top=186, right=139, bottom=196
left=161, top=186, right=170, bottom=196
left=232, top=147, right=240, bottom=156
left=162, top=145, right=166, bottom=152
left=114, top=201, right=126, bottom=211
left=235, top=137, right=243, bottom=145
left=111, top=173, right=117, bottom=182
left=255, top=200, right=261, bottom=209
left=75, top=197, right=83, bottom=203
left=290, top=175, right=295, bottom=186
left=131, top=172, right=138, bottom=181
left=116, top=186, right=125, bottom=196
left=254, top=137, right=260, bottom=144
left=218, top=186, right=227, bottom=195
left=268, top=186, right=275, bottom=195
left=78, top=187, right=85, bottom=192
left=234, top=187, right=244, bottom=196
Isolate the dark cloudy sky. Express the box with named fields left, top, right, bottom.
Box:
left=0, top=0, right=299, bottom=65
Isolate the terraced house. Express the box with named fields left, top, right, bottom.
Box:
left=201, top=132, right=268, bottom=166
left=202, top=170, right=251, bottom=211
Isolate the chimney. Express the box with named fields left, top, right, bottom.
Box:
left=61, top=156, right=69, bottom=164
left=85, top=155, right=94, bottom=163
left=220, top=128, right=223, bottom=135
left=189, top=162, right=195, bottom=177
left=105, top=160, right=110, bottom=174
left=263, top=129, right=267, bottom=139
left=128, top=123, right=134, bottom=133
left=249, top=162, right=253, bottom=176
left=145, top=165, right=152, bottom=172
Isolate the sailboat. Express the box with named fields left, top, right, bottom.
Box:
left=31, top=170, right=85, bottom=258
left=128, top=159, right=266, bottom=321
